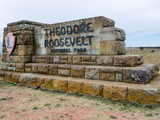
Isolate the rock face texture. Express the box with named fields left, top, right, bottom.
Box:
left=1, top=16, right=159, bottom=105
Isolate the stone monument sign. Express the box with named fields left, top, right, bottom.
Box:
left=0, top=16, right=159, bottom=105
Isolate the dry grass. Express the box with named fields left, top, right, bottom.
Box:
left=126, top=48, right=160, bottom=68
left=0, top=82, right=160, bottom=120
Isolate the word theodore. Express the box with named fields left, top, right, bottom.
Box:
left=44, top=22, right=94, bottom=48
left=44, top=22, right=93, bottom=36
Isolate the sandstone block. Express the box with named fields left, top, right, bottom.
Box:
left=128, top=88, right=160, bottom=104
left=60, top=56, right=68, bottom=60
left=28, top=45, right=34, bottom=55
left=5, top=72, right=12, bottom=82
left=32, top=64, right=38, bottom=73
left=100, top=27, right=126, bottom=41
left=68, top=56, right=73, bottom=64
left=0, top=77, right=4, bottom=81
left=45, top=78, right=53, bottom=90
left=49, top=65, right=58, bottom=75
left=46, top=56, right=53, bottom=63
left=68, top=81, right=83, bottom=94
left=73, top=56, right=82, bottom=64
left=25, top=68, right=32, bottom=73
left=100, top=41, right=126, bottom=55
left=18, top=45, right=28, bottom=55
left=53, top=56, right=60, bottom=63
left=19, top=75, right=27, bottom=85
left=85, top=66, right=100, bottom=80
left=82, top=56, right=91, bottom=62
left=123, top=68, right=152, bottom=84
left=71, top=66, right=85, bottom=78
left=58, top=69, right=71, bottom=77
left=10, top=73, right=20, bottom=83
left=100, top=73, right=115, bottom=81
left=103, top=85, right=127, bottom=101
left=26, top=76, right=37, bottom=87
left=53, top=80, right=67, bottom=92
left=17, top=35, right=34, bottom=45
left=13, top=56, right=20, bottom=63
left=16, top=63, right=24, bottom=72
left=83, top=83, right=103, bottom=97
left=37, top=77, right=45, bottom=87
left=38, top=64, right=49, bottom=74
left=114, top=55, right=144, bottom=67
left=97, top=56, right=113, bottom=65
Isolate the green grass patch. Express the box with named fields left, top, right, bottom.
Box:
left=0, top=97, right=13, bottom=101
left=119, top=106, right=127, bottom=111
left=110, top=115, right=117, bottom=119
left=59, top=98, right=66, bottom=101
left=55, top=104, right=60, bottom=107
left=145, top=113, right=153, bottom=117
left=44, top=103, right=51, bottom=107
left=32, top=106, right=38, bottom=110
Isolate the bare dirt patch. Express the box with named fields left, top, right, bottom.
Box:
left=0, top=82, right=160, bottom=120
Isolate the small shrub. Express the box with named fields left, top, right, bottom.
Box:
left=55, top=104, right=60, bottom=107
left=145, top=113, right=153, bottom=117
left=140, top=47, right=144, bottom=50
left=44, top=103, right=51, bottom=107
left=32, top=106, right=38, bottom=110
left=110, top=115, right=117, bottom=119
left=151, top=50, right=155, bottom=53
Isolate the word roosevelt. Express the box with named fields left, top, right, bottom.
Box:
left=44, top=22, right=94, bottom=47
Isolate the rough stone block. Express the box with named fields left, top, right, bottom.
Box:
left=32, top=64, right=38, bottom=73
left=82, top=56, right=91, bottom=62
left=85, top=66, right=100, bottom=80
left=5, top=72, right=12, bottom=82
left=46, top=56, right=53, bottom=63
left=10, top=74, right=20, bottom=83
left=73, top=56, right=82, bottom=64
left=100, top=27, right=126, bottom=41
left=100, top=73, right=115, bottom=81
left=123, top=68, right=152, bottom=84
left=17, top=35, right=34, bottom=45
left=53, top=56, right=60, bottom=63
left=58, top=69, right=71, bottom=77
left=18, top=45, right=28, bottom=55
left=100, top=41, right=126, bottom=55
left=60, top=56, right=68, bottom=60
left=68, top=56, right=73, bottom=64
left=45, top=78, right=53, bottom=90
left=28, top=45, right=34, bottom=55
left=128, top=88, right=160, bottom=104
left=53, top=80, right=67, bottom=92
left=97, top=56, right=113, bottom=65
left=49, top=65, right=58, bottom=75
left=38, top=64, right=49, bottom=74
left=13, top=56, right=20, bottom=63
left=68, top=81, right=83, bottom=94
left=19, top=75, right=27, bottom=85
left=71, top=66, right=85, bottom=78
left=16, top=63, right=24, bottom=72
left=83, top=83, right=103, bottom=97
left=26, top=76, right=37, bottom=87
left=37, top=77, right=45, bottom=87
left=114, top=55, right=144, bottom=67
left=0, top=77, right=4, bottom=81
left=103, top=85, right=127, bottom=101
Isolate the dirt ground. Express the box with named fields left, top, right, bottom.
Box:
left=0, top=82, right=160, bottom=120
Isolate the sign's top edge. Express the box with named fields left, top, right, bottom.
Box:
left=7, top=16, right=115, bottom=27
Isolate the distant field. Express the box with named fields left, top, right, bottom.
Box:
left=126, top=48, right=160, bottom=68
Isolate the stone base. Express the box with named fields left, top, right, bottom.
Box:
left=32, top=55, right=144, bottom=67
left=0, top=70, right=160, bottom=105
left=24, top=63, right=159, bottom=84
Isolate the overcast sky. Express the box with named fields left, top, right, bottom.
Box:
left=0, top=0, right=160, bottom=51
